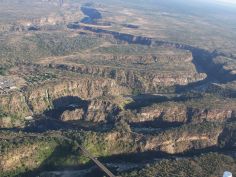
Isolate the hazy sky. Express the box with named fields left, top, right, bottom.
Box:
left=213, top=0, right=236, bottom=5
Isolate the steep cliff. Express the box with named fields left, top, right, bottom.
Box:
left=0, top=77, right=129, bottom=128
left=84, top=97, right=121, bottom=122
left=123, top=153, right=236, bottom=177
left=60, top=108, right=84, bottom=122
left=59, top=96, right=127, bottom=122
left=0, top=93, right=32, bottom=128
left=48, top=63, right=205, bottom=90
left=0, top=121, right=232, bottom=176
left=128, top=95, right=236, bottom=124
left=26, top=77, right=128, bottom=113
left=143, top=122, right=223, bottom=154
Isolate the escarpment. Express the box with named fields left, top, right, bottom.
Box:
left=207, top=82, right=236, bottom=97
left=0, top=93, right=32, bottom=128
left=0, top=77, right=129, bottom=128
left=60, top=108, right=85, bottom=122
left=1, top=1, right=236, bottom=176
left=128, top=95, right=236, bottom=124
left=38, top=48, right=206, bottom=93
left=100, top=125, right=223, bottom=155
left=144, top=125, right=222, bottom=154
left=60, top=97, right=121, bottom=122
left=84, top=98, right=121, bottom=122
left=1, top=79, right=235, bottom=128
left=108, top=122, right=225, bottom=155
left=0, top=142, right=58, bottom=174
left=0, top=121, right=233, bottom=176
left=46, top=62, right=206, bottom=91
left=67, top=24, right=236, bottom=84
left=211, top=56, right=236, bottom=81
left=26, top=77, right=129, bottom=113
left=135, top=104, right=236, bottom=124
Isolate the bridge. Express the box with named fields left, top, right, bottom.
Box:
left=60, top=136, right=117, bottom=177
left=26, top=131, right=118, bottom=177
left=77, top=144, right=117, bottom=177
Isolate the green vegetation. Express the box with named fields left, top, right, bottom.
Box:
left=117, top=97, right=134, bottom=110
left=0, top=130, right=124, bottom=176
left=170, top=121, right=223, bottom=135
left=218, top=122, right=236, bottom=148
left=184, top=94, right=236, bottom=109
left=0, top=33, right=103, bottom=64
left=122, top=153, right=236, bottom=177
left=0, top=1, right=236, bottom=177
left=139, top=93, right=236, bottom=112
left=0, top=67, right=7, bottom=75
left=0, top=121, right=234, bottom=176
left=132, top=88, right=142, bottom=96
left=0, top=133, right=59, bottom=177
left=24, top=72, right=57, bottom=84
left=96, top=44, right=189, bottom=57
left=0, top=131, right=93, bottom=176
left=96, top=44, right=152, bottom=55
left=0, top=107, right=7, bottom=118
left=28, top=33, right=103, bottom=56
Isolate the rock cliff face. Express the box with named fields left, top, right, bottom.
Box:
left=67, top=24, right=154, bottom=45
left=67, top=24, right=236, bottom=84
left=136, top=103, right=187, bottom=123
left=135, top=104, right=235, bottom=124
left=120, top=94, right=236, bottom=125
left=145, top=132, right=220, bottom=154
left=218, top=123, right=236, bottom=148
left=85, top=98, right=121, bottom=122
left=1, top=79, right=235, bottom=128
left=190, top=109, right=235, bottom=123
left=1, top=1, right=236, bottom=176
left=60, top=108, right=84, bottom=122
left=1, top=6, right=83, bottom=33
left=0, top=93, right=32, bottom=128
left=207, top=82, right=236, bottom=97
left=0, top=134, right=60, bottom=176
left=49, top=94, right=236, bottom=125
left=0, top=77, right=129, bottom=128
left=0, top=122, right=232, bottom=176
left=45, top=62, right=206, bottom=92
left=60, top=97, right=121, bottom=122
left=94, top=122, right=223, bottom=155
left=26, top=77, right=128, bottom=114
left=210, top=56, right=236, bottom=81
left=0, top=143, right=54, bottom=173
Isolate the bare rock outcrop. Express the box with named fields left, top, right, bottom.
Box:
left=85, top=98, right=121, bottom=122
left=26, top=77, right=129, bottom=114
left=46, top=63, right=206, bottom=92
left=131, top=98, right=236, bottom=124
left=60, top=108, right=84, bottom=122
left=0, top=77, right=129, bottom=127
